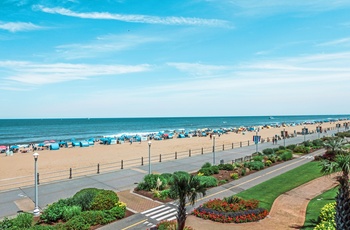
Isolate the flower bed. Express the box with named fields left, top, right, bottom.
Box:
left=192, top=196, right=269, bottom=223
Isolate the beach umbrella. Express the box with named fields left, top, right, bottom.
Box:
left=38, top=143, right=45, bottom=147
left=0, top=145, right=6, bottom=149
left=10, top=145, right=19, bottom=149
left=49, top=140, right=55, bottom=143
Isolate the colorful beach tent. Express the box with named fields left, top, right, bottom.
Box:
left=80, top=141, right=89, bottom=147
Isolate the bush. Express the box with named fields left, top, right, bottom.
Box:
left=201, top=162, right=212, bottom=168
left=40, top=199, right=70, bottom=223
left=198, top=176, right=218, bottom=187
left=286, top=144, right=297, bottom=151
left=241, top=168, right=246, bottom=176
left=294, top=145, right=309, bottom=154
left=280, top=151, right=293, bottom=161
left=0, top=217, right=14, bottom=229
left=302, top=141, right=313, bottom=147
left=223, top=195, right=242, bottom=204
left=248, top=161, right=265, bottom=170
left=252, top=155, right=263, bottom=162
left=210, top=165, right=219, bottom=174
left=230, top=173, right=239, bottom=180
left=278, top=146, right=286, bottom=150
left=218, top=163, right=234, bottom=171
left=79, top=210, right=107, bottom=226
left=265, top=160, right=272, bottom=167
left=12, top=212, right=33, bottom=229
left=72, top=188, right=100, bottom=211
left=65, top=215, right=90, bottom=230
left=91, top=190, right=119, bottom=211
left=267, top=154, right=278, bottom=163
left=136, top=174, right=167, bottom=191
left=62, top=205, right=82, bottom=222
left=314, top=202, right=336, bottom=230
left=157, top=220, right=194, bottom=230
left=262, top=148, right=274, bottom=155
left=105, top=205, right=126, bottom=220
left=312, top=139, right=324, bottom=148
left=198, top=167, right=213, bottom=176
left=160, top=173, right=172, bottom=182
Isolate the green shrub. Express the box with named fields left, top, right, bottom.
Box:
left=252, top=155, right=263, bottom=162
left=280, top=151, right=293, bottom=161
left=12, top=212, right=33, bottom=229
left=246, top=161, right=265, bottom=171
left=302, top=141, right=313, bottom=147
left=72, top=188, right=100, bottom=211
left=62, top=205, right=82, bottom=222
left=0, top=217, right=14, bottom=229
left=201, top=162, right=212, bottom=168
left=218, top=163, right=234, bottom=171
left=293, top=145, right=308, bottom=154
left=65, top=215, right=90, bottom=230
left=29, top=225, right=57, bottom=230
left=79, top=210, right=108, bottom=226
left=223, top=195, right=242, bottom=204
left=278, top=146, right=286, bottom=150
left=198, top=176, right=218, bottom=187
left=314, top=202, right=336, bottom=230
left=210, top=165, right=219, bottom=174
left=312, top=139, right=324, bottom=148
left=137, top=174, right=167, bottom=191
left=198, top=167, right=213, bottom=176
left=104, top=205, right=126, bottom=220
left=40, top=199, right=69, bottom=223
left=230, top=173, right=239, bottom=180
left=218, top=180, right=227, bottom=185
left=160, top=173, right=173, bottom=182
left=286, top=144, right=297, bottom=151
left=265, top=160, right=272, bottom=167
left=267, top=154, right=277, bottom=163
left=262, top=148, right=274, bottom=155
left=241, top=168, right=246, bottom=176
left=91, top=190, right=119, bottom=211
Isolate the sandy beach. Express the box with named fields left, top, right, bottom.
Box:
left=0, top=122, right=339, bottom=188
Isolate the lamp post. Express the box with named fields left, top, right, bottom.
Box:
left=303, top=126, right=306, bottom=142
left=33, top=152, right=40, bottom=216
left=148, top=141, right=151, bottom=174
left=212, top=135, right=216, bottom=165
left=255, top=130, right=259, bottom=154
left=283, top=128, right=286, bottom=147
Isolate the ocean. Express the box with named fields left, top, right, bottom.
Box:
left=0, top=115, right=349, bottom=145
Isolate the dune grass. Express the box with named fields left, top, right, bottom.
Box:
left=302, top=187, right=337, bottom=229
left=236, top=161, right=323, bottom=210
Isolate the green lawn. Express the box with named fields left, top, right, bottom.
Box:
left=302, top=187, right=337, bottom=230
left=236, top=161, right=324, bottom=210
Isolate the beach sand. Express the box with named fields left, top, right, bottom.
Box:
left=0, top=123, right=338, bottom=188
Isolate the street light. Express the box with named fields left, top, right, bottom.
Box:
left=283, top=128, right=286, bottom=147
left=303, top=126, right=306, bottom=142
left=212, top=135, right=216, bottom=165
left=148, top=141, right=151, bottom=174
left=255, top=130, right=259, bottom=154
left=33, top=152, right=40, bottom=216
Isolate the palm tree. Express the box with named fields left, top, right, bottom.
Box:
left=170, top=174, right=206, bottom=230
left=323, top=137, right=346, bottom=154
left=320, top=154, right=350, bottom=229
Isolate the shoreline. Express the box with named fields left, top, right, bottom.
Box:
left=0, top=122, right=343, bottom=183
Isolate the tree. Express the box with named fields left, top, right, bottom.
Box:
left=323, top=137, right=346, bottom=154
left=170, top=174, right=206, bottom=230
left=320, top=154, right=350, bottom=229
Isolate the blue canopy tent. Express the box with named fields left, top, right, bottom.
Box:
left=87, top=138, right=95, bottom=145
left=178, top=134, right=185, bottom=138
left=50, top=143, right=60, bottom=150
left=80, top=141, right=89, bottom=147
left=58, top=141, right=68, bottom=148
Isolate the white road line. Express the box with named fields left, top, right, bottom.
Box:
left=141, top=205, right=165, bottom=214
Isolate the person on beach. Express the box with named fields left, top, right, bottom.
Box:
left=130, top=138, right=133, bottom=144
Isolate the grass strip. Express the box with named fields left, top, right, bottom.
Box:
left=236, top=161, right=323, bottom=210
left=302, top=187, right=337, bottom=230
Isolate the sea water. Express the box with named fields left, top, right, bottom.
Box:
left=0, top=115, right=349, bottom=145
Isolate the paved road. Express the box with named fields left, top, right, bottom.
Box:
left=0, top=128, right=341, bottom=227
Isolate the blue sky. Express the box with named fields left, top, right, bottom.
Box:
left=1, top=0, right=350, bottom=118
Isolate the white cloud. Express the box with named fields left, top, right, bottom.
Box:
left=0, top=61, right=151, bottom=85
left=56, top=34, right=164, bottom=59
left=0, top=21, right=43, bottom=32
left=226, top=0, right=350, bottom=16
left=316, top=37, right=350, bottom=47
left=167, top=62, right=231, bottom=77
left=33, top=5, right=229, bottom=27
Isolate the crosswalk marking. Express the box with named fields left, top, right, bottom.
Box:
left=149, top=207, right=173, bottom=218
left=141, top=205, right=165, bottom=215
left=156, top=211, right=177, bottom=221
left=145, top=206, right=171, bottom=217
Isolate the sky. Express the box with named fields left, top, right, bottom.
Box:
left=1, top=0, right=350, bottom=118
